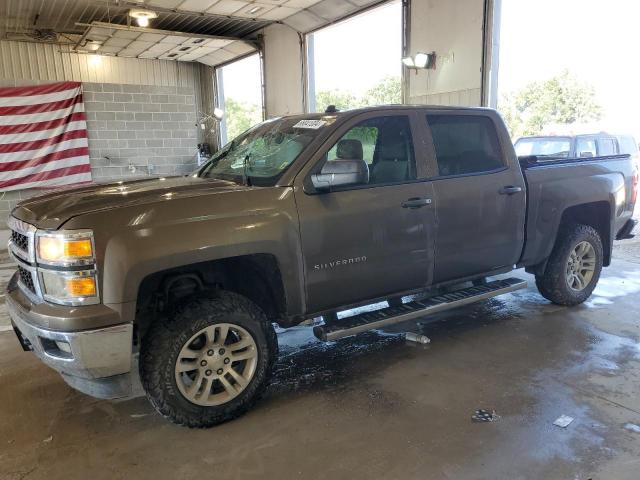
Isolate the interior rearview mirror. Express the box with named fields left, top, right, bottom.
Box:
left=311, top=159, right=369, bottom=191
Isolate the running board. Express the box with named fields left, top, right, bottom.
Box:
left=313, top=278, right=527, bottom=342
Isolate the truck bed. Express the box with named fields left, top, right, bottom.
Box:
left=518, top=154, right=636, bottom=270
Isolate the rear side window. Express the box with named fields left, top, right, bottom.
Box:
left=617, top=135, right=639, bottom=156
left=597, top=137, right=617, bottom=156
left=427, top=115, right=503, bottom=176
left=576, top=138, right=597, bottom=157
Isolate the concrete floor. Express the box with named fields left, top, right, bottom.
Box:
left=1, top=236, right=640, bottom=479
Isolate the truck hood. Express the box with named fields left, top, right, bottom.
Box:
left=11, top=176, right=250, bottom=229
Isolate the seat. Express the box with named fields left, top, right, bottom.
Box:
left=371, top=141, right=408, bottom=184
left=336, top=139, right=363, bottom=160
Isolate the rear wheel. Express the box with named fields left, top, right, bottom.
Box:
left=535, top=224, right=603, bottom=306
left=140, top=291, right=278, bottom=428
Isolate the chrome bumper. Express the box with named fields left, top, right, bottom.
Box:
left=7, top=288, right=134, bottom=398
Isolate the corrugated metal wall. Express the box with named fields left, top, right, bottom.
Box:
left=0, top=40, right=199, bottom=89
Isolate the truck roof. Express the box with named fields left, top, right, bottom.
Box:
left=275, top=104, right=497, bottom=122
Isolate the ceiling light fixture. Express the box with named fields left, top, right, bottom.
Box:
left=129, top=9, right=158, bottom=28
left=247, top=6, right=263, bottom=14
left=402, top=51, right=436, bottom=70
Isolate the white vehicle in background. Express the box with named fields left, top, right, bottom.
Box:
left=514, top=132, right=638, bottom=161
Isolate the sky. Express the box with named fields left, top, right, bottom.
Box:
left=218, top=53, right=262, bottom=106
left=498, top=0, right=640, bottom=138
left=311, top=1, right=402, bottom=93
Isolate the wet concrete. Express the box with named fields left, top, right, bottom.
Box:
left=1, top=241, right=640, bottom=479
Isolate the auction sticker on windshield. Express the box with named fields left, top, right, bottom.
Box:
left=293, top=120, right=326, bottom=129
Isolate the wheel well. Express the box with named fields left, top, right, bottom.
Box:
left=560, top=201, right=611, bottom=265
left=135, top=254, right=287, bottom=339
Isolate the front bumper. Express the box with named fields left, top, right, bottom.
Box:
left=7, top=274, right=134, bottom=399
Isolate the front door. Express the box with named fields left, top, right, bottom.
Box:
left=423, top=112, right=526, bottom=283
left=294, top=113, right=436, bottom=314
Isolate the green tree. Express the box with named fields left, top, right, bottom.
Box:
left=315, top=76, right=402, bottom=112
left=362, top=76, right=402, bottom=106
left=499, top=70, right=603, bottom=139
left=315, top=89, right=357, bottom=111
left=224, top=98, right=261, bottom=141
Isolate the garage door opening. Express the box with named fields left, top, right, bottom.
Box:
left=216, top=53, right=264, bottom=146
left=306, top=1, right=403, bottom=113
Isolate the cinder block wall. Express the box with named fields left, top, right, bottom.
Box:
left=83, top=82, right=198, bottom=180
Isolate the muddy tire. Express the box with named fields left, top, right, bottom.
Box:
left=140, top=291, right=278, bottom=428
left=535, top=224, right=603, bottom=306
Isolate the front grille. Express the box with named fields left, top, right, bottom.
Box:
left=10, top=230, right=28, bottom=252
left=17, top=266, right=36, bottom=294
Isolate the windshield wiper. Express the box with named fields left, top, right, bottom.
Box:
left=243, top=154, right=252, bottom=187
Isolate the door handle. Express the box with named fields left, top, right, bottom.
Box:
left=402, top=197, right=432, bottom=209
left=499, top=186, right=523, bottom=195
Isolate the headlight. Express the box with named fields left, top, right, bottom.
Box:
left=37, top=230, right=94, bottom=266
left=40, top=270, right=99, bottom=306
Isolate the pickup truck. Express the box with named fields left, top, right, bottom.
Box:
left=514, top=132, right=639, bottom=160
left=6, top=106, right=638, bottom=428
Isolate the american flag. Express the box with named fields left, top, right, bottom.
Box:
left=0, top=81, right=92, bottom=191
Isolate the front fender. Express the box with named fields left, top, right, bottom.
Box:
left=62, top=187, right=305, bottom=318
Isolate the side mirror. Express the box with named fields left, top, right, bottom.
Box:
left=311, top=159, right=369, bottom=191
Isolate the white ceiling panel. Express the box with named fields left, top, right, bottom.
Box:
left=308, top=0, right=358, bottom=20
left=159, top=51, right=185, bottom=60
left=127, top=41, right=156, bottom=51
left=224, top=40, right=255, bottom=55
left=234, top=2, right=276, bottom=17
left=163, top=35, right=190, bottom=44
left=103, top=37, right=133, bottom=48
left=207, top=0, right=249, bottom=15
left=284, top=0, right=323, bottom=8
left=283, top=9, right=325, bottom=31
left=176, top=46, right=218, bottom=61
left=181, top=37, right=210, bottom=46
left=146, top=43, right=175, bottom=54
left=348, top=0, right=378, bottom=5
left=113, top=29, right=142, bottom=40
left=260, top=0, right=289, bottom=4
left=147, top=0, right=185, bottom=8
left=81, top=21, right=259, bottom=66
left=138, top=32, right=168, bottom=42
left=96, top=45, right=122, bottom=54
left=177, top=0, right=219, bottom=10
left=259, top=5, right=299, bottom=20
left=205, top=38, right=234, bottom=48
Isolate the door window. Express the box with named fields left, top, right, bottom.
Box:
left=426, top=115, right=503, bottom=176
left=576, top=138, right=597, bottom=157
left=324, top=116, right=416, bottom=185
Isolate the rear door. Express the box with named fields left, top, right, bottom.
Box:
left=422, top=111, right=526, bottom=283
left=294, top=111, right=436, bottom=314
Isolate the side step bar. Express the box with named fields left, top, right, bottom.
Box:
left=313, top=278, right=527, bottom=342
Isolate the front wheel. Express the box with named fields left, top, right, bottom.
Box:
left=535, top=224, right=603, bottom=306
left=140, top=291, right=278, bottom=428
